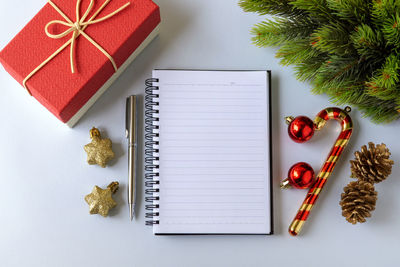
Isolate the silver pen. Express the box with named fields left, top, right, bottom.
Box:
left=126, top=95, right=137, bottom=221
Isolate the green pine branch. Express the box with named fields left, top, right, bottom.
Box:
left=311, top=24, right=354, bottom=55
left=366, top=54, right=400, bottom=101
left=251, top=17, right=315, bottom=47
left=350, top=24, right=387, bottom=60
left=327, top=0, right=371, bottom=25
left=239, top=0, right=305, bottom=17
left=240, top=0, right=400, bottom=123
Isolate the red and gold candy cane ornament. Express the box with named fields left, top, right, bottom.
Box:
left=286, top=107, right=353, bottom=236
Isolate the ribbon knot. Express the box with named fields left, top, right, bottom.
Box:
left=22, top=0, right=130, bottom=94
left=73, top=22, right=82, bottom=31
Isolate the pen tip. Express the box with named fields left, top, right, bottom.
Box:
left=130, top=204, right=135, bottom=221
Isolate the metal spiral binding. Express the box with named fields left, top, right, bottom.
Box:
left=145, top=78, right=160, bottom=226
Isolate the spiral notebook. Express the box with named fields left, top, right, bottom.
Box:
left=145, top=70, right=273, bottom=235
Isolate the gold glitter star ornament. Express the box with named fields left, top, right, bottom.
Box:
left=85, top=182, right=119, bottom=217
left=84, top=127, right=115, bottom=168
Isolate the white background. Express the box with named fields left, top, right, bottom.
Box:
left=1, top=0, right=399, bottom=266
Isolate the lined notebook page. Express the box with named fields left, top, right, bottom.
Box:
left=153, top=70, right=271, bottom=234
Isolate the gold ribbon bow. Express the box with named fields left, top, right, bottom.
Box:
left=22, top=0, right=130, bottom=95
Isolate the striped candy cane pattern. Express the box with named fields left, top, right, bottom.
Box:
left=289, top=107, right=353, bottom=236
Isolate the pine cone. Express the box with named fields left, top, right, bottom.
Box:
left=340, top=181, right=377, bottom=224
left=350, top=142, right=394, bottom=184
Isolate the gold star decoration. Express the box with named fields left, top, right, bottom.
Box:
left=85, top=182, right=119, bottom=217
left=84, top=127, right=115, bottom=168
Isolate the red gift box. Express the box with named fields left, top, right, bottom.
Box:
left=0, top=0, right=160, bottom=126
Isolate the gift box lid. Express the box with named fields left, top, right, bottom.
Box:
left=0, top=0, right=160, bottom=124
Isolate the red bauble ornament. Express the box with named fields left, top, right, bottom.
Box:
left=281, top=162, right=315, bottom=189
left=286, top=116, right=315, bottom=143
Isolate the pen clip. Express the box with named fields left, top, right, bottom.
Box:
left=125, top=97, right=131, bottom=139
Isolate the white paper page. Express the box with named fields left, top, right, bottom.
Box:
left=153, top=70, right=271, bottom=234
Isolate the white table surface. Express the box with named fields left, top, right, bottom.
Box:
left=1, top=0, right=400, bottom=266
